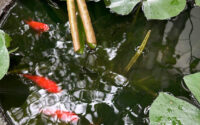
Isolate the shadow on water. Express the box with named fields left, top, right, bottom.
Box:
left=1, top=0, right=200, bottom=124
left=0, top=74, right=29, bottom=110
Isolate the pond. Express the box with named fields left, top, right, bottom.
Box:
left=1, top=0, right=200, bottom=124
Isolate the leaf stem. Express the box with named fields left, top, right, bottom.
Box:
left=124, top=30, right=151, bottom=72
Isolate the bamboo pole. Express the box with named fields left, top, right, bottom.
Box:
left=76, top=0, right=97, bottom=48
left=66, top=0, right=81, bottom=52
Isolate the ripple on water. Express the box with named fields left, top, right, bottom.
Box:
left=4, top=0, right=200, bottom=124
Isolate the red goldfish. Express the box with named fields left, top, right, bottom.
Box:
left=25, top=20, right=49, bottom=33
left=41, top=108, right=79, bottom=123
left=23, top=74, right=61, bottom=93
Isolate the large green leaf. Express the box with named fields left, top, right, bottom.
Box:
left=142, top=0, right=186, bottom=20
left=105, top=0, right=140, bottom=15
left=184, top=72, right=200, bottom=103
left=0, top=30, right=10, bottom=80
left=149, top=92, right=200, bottom=125
left=196, top=0, right=200, bottom=6
left=105, top=0, right=186, bottom=19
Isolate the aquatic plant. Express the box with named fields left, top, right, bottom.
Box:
left=124, top=30, right=151, bottom=72
left=0, top=30, right=10, bottom=80
left=61, top=0, right=200, bottom=20
left=0, top=30, right=18, bottom=80
left=106, top=0, right=187, bottom=19
left=1, top=0, right=200, bottom=124
left=105, top=0, right=200, bottom=19
left=149, top=72, right=200, bottom=124
left=66, top=0, right=96, bottom=53
left=63, top=0, right=200, bottom=53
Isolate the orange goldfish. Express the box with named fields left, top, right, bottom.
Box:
left=23, top=74, right=61, bottom=93
left=25, top=20, right=49, bottom=33
left=42, top=108, right=79, bottom=123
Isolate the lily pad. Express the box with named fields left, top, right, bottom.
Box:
left=184, top=72, right=200, bottom=103
left=149, top=92, right=200, bottom=125
left=105, top=0, right=186, bottom=19
left=142, top=0, right=186, bottom=20
left=0, top=30, right=10, bottom=80
left=196, top=0, right=200, bottom=6
left=105, top=0, right=140, bottom=15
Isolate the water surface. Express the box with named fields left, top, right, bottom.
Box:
left=1, top=0, right=200, bottom=124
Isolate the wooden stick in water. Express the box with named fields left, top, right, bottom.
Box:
left=76, top=0, right=97, bottom=48
left=67, top=0, right=80, bottom=52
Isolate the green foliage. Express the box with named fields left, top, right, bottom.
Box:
left=150, top=72, right=200, bottom=125
left=5, top=33, right=12, bottom=48
left=149, top=93, right=200, bottom=125
left=104, top=0, right=140, bottom=15
left=184, top=72, right=200, bottom=103
left=0, top=30, right=10, bottom=80
left=105, top=0, right=186, bottom=19
left=62, top=0, right=187, bottom=19
left=196, top=0, right=200, bottom=6
left=142, top=0, right=186, bottom=20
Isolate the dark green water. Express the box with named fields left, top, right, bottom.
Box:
left=1, top=0, right=200, bottom=124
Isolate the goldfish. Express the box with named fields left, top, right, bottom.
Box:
left=22, top=74, right=61, bottom=93
left=25, top=20, right=49, bottom=33
left=41, top=108, right=79, bottom=123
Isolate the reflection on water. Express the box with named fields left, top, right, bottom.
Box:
left=1, top=0, right=200, bottom=124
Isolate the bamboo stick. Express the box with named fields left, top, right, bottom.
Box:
left=76, top=0, right=97, bottom=48
left=66, top=0, right=81, bottom=52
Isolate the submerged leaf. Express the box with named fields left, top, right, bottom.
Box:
left=142, top=0, right=186, bottom=19
left=184, top=72, right=200, bottom=103
left=105, top=0, right=140, bottom=15
left=149, top=92, right=200, bottom=125
left=124, top=30, right=151, bottom=72
left=0, top=30, right=10, bottom=80
left=5, top=33, right=12, bottom=48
